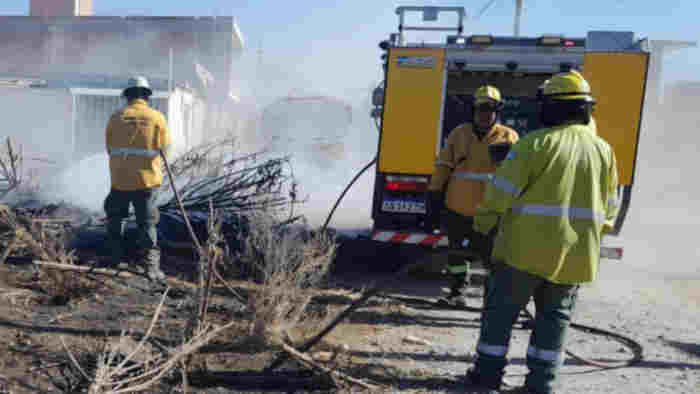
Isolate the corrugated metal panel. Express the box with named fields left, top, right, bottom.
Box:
left=73, top=94, right=119, bottom=158
left=69, top=87, right=170, bottom=98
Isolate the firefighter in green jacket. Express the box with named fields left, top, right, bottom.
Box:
left=465, top=71, right=620, bottom=394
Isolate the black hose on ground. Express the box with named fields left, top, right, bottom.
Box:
left=381, top=294, right=644, bottom=369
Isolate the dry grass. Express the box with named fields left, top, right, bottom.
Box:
left=238, top=213, right=337, bottom=345
left=0, top=204, right=100, bottom=306
left=0, top=138, right=347, bottom=392
left=47, top=289, right=240, bottom=394
left=0, top=206, right=348, bottom=392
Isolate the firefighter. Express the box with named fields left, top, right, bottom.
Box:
left=103, top=76, right=171, bottom=282
left=465, top=71, right=619, bottom=394
left=426, top=85, right=519, bottom=307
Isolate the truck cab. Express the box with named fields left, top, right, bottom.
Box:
left=369, top=6, right=651, bottom=259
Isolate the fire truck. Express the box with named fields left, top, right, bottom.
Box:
left=367, top=6, right=651, bottom=260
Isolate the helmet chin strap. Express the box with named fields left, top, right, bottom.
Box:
left=473, top=110, right=499, bottom=138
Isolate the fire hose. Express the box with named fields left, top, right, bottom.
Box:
left=320, top=104, right=644, bottom=370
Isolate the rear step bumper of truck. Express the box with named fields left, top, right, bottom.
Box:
left=370, top=230, right=624, bottom=260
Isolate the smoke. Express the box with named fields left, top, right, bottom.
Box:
left=233, top=86, right=379, bottom=231
left=611, top=95, right=700, bottom=278
left=46, top=153, right=111, bottom=212
left=224, top=39, right=382, bottom=232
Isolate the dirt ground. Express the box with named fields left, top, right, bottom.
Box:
left=0, top=242, right=698, bottom=394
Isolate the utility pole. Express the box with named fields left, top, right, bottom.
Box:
left=253, top=40, right=263, bottom=103
left=514, top=0, right=523, bottom=37
left=476, top=0, right=525, bottom=36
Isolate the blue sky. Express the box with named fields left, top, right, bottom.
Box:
left=1, top=1, right=698, bottom=98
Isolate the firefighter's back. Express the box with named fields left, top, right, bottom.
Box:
left=495, top=123, right=616, bottom=284
left=106, top=99, right=170, bottom=191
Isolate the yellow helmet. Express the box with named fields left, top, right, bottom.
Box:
left=541, top=71, right=594, bottom=102
left=474, top=85, right=503, bottom=106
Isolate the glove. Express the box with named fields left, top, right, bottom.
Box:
left=425, top=191, right=445, bottom=233
left=488, top=143, right=512, bottom=164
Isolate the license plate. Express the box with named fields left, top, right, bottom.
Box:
left=381, top=199, right=426, bottom=214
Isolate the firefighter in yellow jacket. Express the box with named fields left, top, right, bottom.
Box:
left=465, top=71, right=619, bottom=394
left=427, top=86, right=519, bottom=306
left=103, top=76, right=171, bottom=282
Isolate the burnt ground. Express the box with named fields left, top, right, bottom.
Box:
left=0, top=238, right=698, bottom=394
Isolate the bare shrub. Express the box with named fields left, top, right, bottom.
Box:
left=0, top=137, right=22, bottom=200
left=0, top=203, right=76, bottom=263
left=239, top=213, right=337, bottom=344
left=0, top=204, right=97, bottom=305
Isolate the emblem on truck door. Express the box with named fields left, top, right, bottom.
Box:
left=397, top=56, right=436, bottom=69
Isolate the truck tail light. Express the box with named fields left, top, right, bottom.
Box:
left=384, top=175, right=429, bottom=193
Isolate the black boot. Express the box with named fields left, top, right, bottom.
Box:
left=444, top=276, right=470, bottom=307
left=465, top=367, right=504, bottom=391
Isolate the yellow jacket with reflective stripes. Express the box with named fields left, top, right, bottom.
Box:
left=106, top=99, right=171, bottom=191
left=428, top=123, right=519, bottom=217
left=474, top=122, right=619, bottom=284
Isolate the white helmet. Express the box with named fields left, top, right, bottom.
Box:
left=123, top=76, right=152, bottom=97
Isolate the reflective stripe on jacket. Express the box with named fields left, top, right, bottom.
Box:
left=428, top=123, right=519, bottom=217
left=108, top=147, right=159, bottom=158
left=106, top=99, right=171, bottom=191
left=474, top=122, right=619, bottom=284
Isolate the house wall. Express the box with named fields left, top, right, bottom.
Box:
left=0, top=16, right=239, bottom=93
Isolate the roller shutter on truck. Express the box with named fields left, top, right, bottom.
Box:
left=583, top=32, right=651, bottom=235
left=378, top=48, right=447, bottom=175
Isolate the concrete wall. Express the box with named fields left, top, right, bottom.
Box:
left=0, top=16, right=241, bottom=96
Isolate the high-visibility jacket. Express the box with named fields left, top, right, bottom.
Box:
left=588, top=116, right=597, bottom=135
left=106, top=99, right=171, bottom=191
left=428, top=123, right=519, bottom=217
left=474, top=122, right=619, bottom=284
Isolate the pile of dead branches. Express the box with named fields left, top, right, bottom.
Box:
left=158, top=137, right=302, bottom=219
